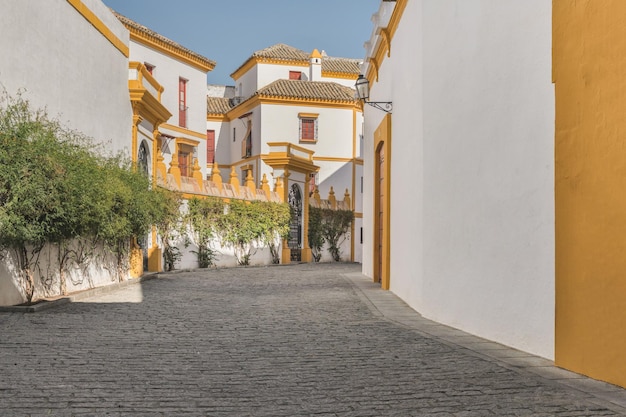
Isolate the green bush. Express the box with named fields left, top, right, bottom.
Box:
left=0, top=92, right=175, bottom=301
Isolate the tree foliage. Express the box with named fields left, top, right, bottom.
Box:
left=0, top=92, right=172, bottom=302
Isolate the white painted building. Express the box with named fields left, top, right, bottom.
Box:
left=361, top=0, right=555, bottom=358
left=0, top=0, right=134, bottom=305
left=208, top=44, right=364, bottom=262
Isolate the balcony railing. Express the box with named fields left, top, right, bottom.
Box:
left=128, top=62, right=164, bottom=102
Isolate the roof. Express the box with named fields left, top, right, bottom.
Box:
left=256, top=79, right=356, bottom=102
left=207, top=97, right=233, bottom=115
left=206, top=79, right=357, bottom=116
left=113, top=11, right=216, bottom=72
left=231, top=44, right=361, bottom=78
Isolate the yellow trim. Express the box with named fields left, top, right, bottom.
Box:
left=351, top=108, right=357, bottom=262
left=321, top=71, right=359, bottom=80
left=554, top=0, right=626, bottom=389
left=298, top=112, right=319, bottom=119
left=374, top=114, right=392, bottom=290
left=207, top=114, right=227, bottom=122
left=354, top=159, right=364, bottom=166
left=225, top=95, right=359, bottom=121
left=354, top=213, right=363, bottom=219
left=161, top=123, right=206, bottom=140
left=365, top=0, right=408, bottom=85
left=231, top=57, right=309, bottom=81
left=125, top=27, right=215, bottom=72
left=176, top=137, right=200, bottom=147
left=312, top=156, right=353, bottom=163
left=66, top=0, right=129, bottom=57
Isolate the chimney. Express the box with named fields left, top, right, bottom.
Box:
left=309, top=49, right=322, bottom=81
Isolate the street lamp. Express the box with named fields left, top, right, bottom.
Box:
left=355, top=74, right=392, bottom=113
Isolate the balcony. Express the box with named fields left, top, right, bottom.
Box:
left=128, top=62, right=171, bottom=125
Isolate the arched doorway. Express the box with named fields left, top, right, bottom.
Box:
left=288, top=183, right=303, bottom=261
left=374, top=114, right=391, bottom=290
left=138, top=140, right=150, bottom=269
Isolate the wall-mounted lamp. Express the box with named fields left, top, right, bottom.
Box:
left=355, top=74, right=392, bottom=113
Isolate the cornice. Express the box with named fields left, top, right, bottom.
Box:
left=126, top=27, right=215, bottom=72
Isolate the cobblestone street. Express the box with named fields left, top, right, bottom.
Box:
left=1, top=263, right=625, bottom=416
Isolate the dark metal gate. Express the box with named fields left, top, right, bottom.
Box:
left=288, top=184, right=302, bottom=262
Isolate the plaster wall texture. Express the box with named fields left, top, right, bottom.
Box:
left=0, top=0, right=132, bottom=156
left=235, top=65, right=259, bottom=98
left=256, top=64, right=309, bottom=92
left=363, top=0, right=555, bottom=359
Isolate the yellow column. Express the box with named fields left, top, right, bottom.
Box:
left=210, top=162, right=223, bottom=189
left=245, top=169, right=255, bottom=192
left=229, top=166, right=240, bottom=195
left=168, top=144, right=182, bottom=188
left=192, top=158, right=203, bottom=184
left=328, top=186, right=337, bottom=209
left=261, top=174, right=271, bottom=200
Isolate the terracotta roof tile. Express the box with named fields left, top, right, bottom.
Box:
left=207, top=97, right=232, bottom=115
left=113, top=11, right=216, bottom=70
left=233, top=44, right=361, bottom=78
left=321, top=57, right=361, bottom=75
left=256, top=79, right=356, bottom=102
left=252, top=44, right=309, bottom=61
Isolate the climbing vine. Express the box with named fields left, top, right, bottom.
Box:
left=186, top=197, right=291, bottom=266
left=308, top=206, right=354, bottom=262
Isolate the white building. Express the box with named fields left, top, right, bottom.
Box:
left=114, top=12, right=216, bottom=271
left=0, top=0, right=132, bottom=156
left=360, top=0, right=555, bottom=359
left=0, top=0, right=134, bottom=305
left=207, top=44, right=364, bottom=262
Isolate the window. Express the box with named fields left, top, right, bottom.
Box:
left=144, top=63, right=154, bottom=75
left=233, top=127, right=236, bottom=142
left=241, top=121, right=252, bottom=158
left=298, top=113, right=319, bottom=142
left=179, top=78, right=187, bottom=128
left=289, top=71, right=302, bottom=80
left=206, top=130, right=215, bottom=164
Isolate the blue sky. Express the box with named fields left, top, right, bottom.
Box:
left=103, top=0, right=380, bottom=86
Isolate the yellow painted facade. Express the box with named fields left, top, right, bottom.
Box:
left=553, top=0, right=626, bottom=388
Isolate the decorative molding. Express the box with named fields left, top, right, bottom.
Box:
left=66, top=0, right=128, bottom=57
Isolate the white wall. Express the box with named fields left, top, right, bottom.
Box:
left=0, top=0, right=132, bottom=156
left=363, top=0, right=555, bottom=359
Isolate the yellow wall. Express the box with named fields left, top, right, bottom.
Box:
left=554, top=0, right=626, bottom=388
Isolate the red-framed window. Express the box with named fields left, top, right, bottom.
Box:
left=300, top=118, right=316, bottom=141
left=206, top=130, right=215, bottom=164
left=289, top=71, right=302, bottom=80
left=179, top=78, right=187, bottom=128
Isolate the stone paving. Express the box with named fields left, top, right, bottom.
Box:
left=1, top=263, right=626, bottom=416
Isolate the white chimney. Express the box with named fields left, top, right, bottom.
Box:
left=309, top=49, right=322, bottom=81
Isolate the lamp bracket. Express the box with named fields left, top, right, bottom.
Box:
left=365, top=100, right=393, bottom=113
